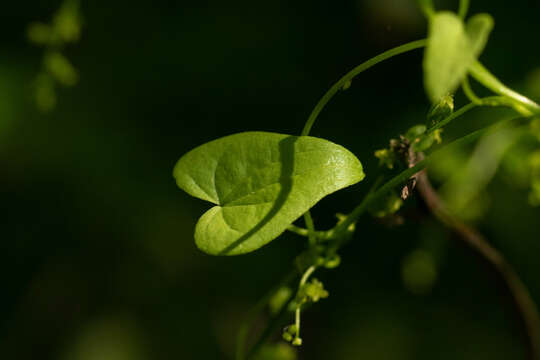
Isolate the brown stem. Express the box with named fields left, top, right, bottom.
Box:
left=415, top=168, right=540, bottom=360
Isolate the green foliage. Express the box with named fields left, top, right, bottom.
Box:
left=423, top=11, right=493, bottom=103
left=44, top=51, right=78, bottom=86
left=173, top=132, right=365, bottom=255
left=171, top=1, right=540, bottom=355
left=27, top=0, right=82, bottom=111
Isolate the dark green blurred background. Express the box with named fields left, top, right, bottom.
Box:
left=2, top=0, right=540, bottom=359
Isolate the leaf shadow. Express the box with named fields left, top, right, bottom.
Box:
left=218, top=136, right=297, bottom=255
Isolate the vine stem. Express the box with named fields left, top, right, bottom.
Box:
left=300, top=39, right=427, bottom=136
left=469, top=61, right=540, bottom=116
left=325, top=115, right=527, bottom=240
left=458, top=0, right=470, bottom=19
left=294, top=265, right=318, bottom=342
left=415, top=167, right=540, bottom=360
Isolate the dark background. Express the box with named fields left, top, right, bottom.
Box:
left=1, top=0, right=540, bottom=359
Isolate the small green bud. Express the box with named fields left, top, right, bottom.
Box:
left=286, top=324, right=298, bottom=334
left=292, top=337, right=303, bottom=346
left=303, top=278, right=329, bottom=302
left=411, top=129, right=444, bottom=153
left=433, top=129, right=443, bottom=144
left=427, top=94, right=454, bottom=125
left=282, top=332, right=293, bottom=342
left=374, top=148, right=396, bottom=169
left=405, top=124, right=427, bottom=142
left=324, top=254, right=341, bottom=269
left=342, top=80, right=352, bottom=90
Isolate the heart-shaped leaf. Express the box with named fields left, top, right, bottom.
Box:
left=423, top=11, right=494, bottom=103
left=173, top=132, right=365, bottom=255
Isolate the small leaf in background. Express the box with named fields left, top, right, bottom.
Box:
left=35, top=73, right=57, bottom=112
left=423, top=12, right=493, bottom=103
left=44, top=52, right=79, bottom=87
left=53, top=0, right=82, bottom=43
left=173, top=132, right=365, bottom=255
left=27, top=22, right=53, bottom=45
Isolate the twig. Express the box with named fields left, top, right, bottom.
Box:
left=415, top=166, right=540, bottom=360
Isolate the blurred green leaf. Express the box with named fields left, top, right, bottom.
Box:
left=424, top=12, right=472, bottom=103
left=423, top=12, right=493, bottom=103
left=27, top=22, right=53, bottom=45
left=53, top=0, right=82, bottom=43
left=465, top=13, right=494, bottom=57
left=173, top=132, right=365, bottom=255
left=35, top=73, right=57, bottom=112
left=44, top=52, right=78, bottom=86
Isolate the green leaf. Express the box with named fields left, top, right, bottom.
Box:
left=466, top=13, right=494, bottom=57
left=424, top=12, right=473, bottom=103
left=423, top=12, right=494, bottom=103
left=173, top=132, right=365, bottom=255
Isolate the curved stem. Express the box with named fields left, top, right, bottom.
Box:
left=300, top=39, right=427, bottom=136
left=469, top=61, right=540, bottom=116
left=294, top=266, right=318, bottom=342
left=458, top=0, right=470, bottom=19
left=428, top=101, right=478, bottom=132
left=462, top=76, right=483, bottom=105
left=303, top=211, right=317, bottom=246
left=416, top=170, right=540, bottom=360
left=417, top=0, right=435, bottom=18
left=428, top=96, right=521, bottom=134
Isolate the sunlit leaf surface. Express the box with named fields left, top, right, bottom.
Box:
left=173, top=132, right=365, bottom=255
